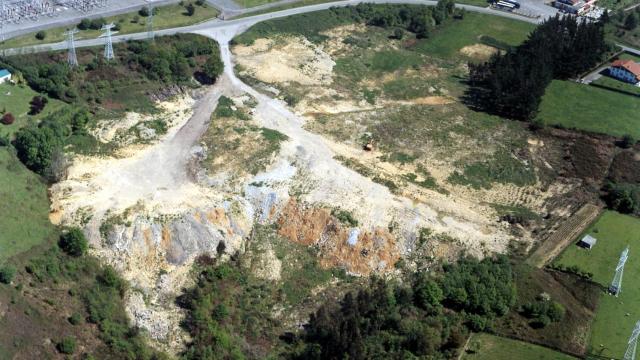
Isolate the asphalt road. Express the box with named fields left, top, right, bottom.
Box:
left=1, top=0, right=543, bottom=56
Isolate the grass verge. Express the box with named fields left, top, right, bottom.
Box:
left=463, top=333, right=578, bottom=360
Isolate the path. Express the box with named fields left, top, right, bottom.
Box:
left=527, top=203, right=601, bottom=268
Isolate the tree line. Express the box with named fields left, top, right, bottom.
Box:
left=467, top=15, right=608, bottom=120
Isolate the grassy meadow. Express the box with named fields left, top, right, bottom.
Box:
left=463, top=333, right=577, bottom=360
left=555, top=211, right=640, bottom=359
left=0, top=83, right=68, bottom=138
left=0, top=148, right=55, bottom=263
left=537, top=80, right=640, bottom=138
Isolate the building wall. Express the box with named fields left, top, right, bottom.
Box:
left=0, top=75, right=11, bottom=84
left=610, top=67, right=639, bottom=85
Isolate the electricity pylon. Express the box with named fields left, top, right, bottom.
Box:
left=624, top=321, right=640, bottom=360
left=101, top=23, right=115, bottom=60
left=610, top=246, right=629, bottom=296
left=147, top=7, right=154, bottom=40
left=64, top=28, right=79, bottom=67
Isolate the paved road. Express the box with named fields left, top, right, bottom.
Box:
left=618, top=43, right=640, bottom=56
left=1, top=0, right=543, bottom=56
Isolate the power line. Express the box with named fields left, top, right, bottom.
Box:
left=64, top=28, right=79, bottom=67
left=147, top=6, right=154, bottom=41
left=101, top=23, right=115, bottom=60
left=625, top=321, right=640, bottom=360
left=610, top=246, right=629, bottom=297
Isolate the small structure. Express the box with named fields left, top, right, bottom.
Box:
left=578, top=234, right=597, bottom=249
left=0, top=69, right=11, bottom=84
left=610, top=59, right=640, bottom=86
left=554, top=0, right=597, bottom=15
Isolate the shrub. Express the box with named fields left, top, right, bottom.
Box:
left=29, top=95, right=48, bottom=115
left=0, top=265, right=16, bottom=284
left=59, top=228, right=88, bottom=257
left=185, top=3, right=196, bottom=16
left=1, top=113, right=15, bottom=125
left=35, top=31, right=46, bottom=40
left=57, top=336, right=76, bottom=354
left=139, top=6, right=150, bottom=17
left=68, top=312, right=84, bottom=325
left=621, top=134, right=636, bottom=149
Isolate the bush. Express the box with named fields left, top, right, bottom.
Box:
left=0, top=265, right=16, bottom=284
left=139, top=6, right=150, bottom=17
left=59, top=228, right=88, bottom=257
left=35, top=31, right=46, bottom=40
left=29, top=96, right=48, bottom=115
left=57, top=336, right=76, bottom=354
left=1, top=113, right=15, bottom=125
left=68, top=312, right=84, bottom=325
left=185, top=3, right=196, bottom=16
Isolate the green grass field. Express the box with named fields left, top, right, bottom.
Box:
left=0, top=2, right=218, bottom=49
left=463, top=333, right=577, bottom=360
left=413, top=12, right=535, bottom=59
left=0, top=83, right=67, bottom=139
left=0, top=148, right=56, bottom=263
left=537, top=80, right=640, bottom=138
left=619, top=52, right=640, bottom=62
left=591, top=76, right=640, bottom=96
left=555, top=211, right=640, bottom=359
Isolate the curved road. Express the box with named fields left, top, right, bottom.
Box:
left=2, top=0, right=540, bottom=56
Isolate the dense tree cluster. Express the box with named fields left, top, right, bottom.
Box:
left=14, top=108, right=88, bottom=176
left=288, top=256, right=515, bottom=359
left=29, top=95, right=48, bottom=115
left=341, top=1, right=458, bottom=38
left=468, top=15, right=608, bottom=120
left=603, top=182, right=640, bottom=215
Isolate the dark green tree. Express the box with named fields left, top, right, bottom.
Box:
left=58, top=227, right=88, bottom=257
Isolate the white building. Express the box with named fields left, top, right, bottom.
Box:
left=0, top=69, right=11, bottom=84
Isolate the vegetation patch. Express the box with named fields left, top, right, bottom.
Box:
left=448, top=149, right=536, bottom=189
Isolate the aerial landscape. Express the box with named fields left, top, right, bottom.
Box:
left=2, top=0, right=640, bottom=358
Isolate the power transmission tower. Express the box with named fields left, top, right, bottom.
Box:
left=147, top=7, right=154, bottom=41
left=624, top=321, right=640, bottom=360
left=64, top=28, right=79, bottom=67
left=101, top=23, right=115, bottom=60
left=610, top=246, right=629, bottom=296
left=0, top=0, right=5, bottom=42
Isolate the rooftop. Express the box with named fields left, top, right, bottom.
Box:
left=0, top=69, right=10, bottom=78
left=612, top=59, right=640, bottom=79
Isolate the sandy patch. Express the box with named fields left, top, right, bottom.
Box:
left=459, top=43, right=499, bottom=59
left=233, top=36, right=335, bottom=86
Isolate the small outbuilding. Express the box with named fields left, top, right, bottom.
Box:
left=578, top=234, right=597, bottom=249
left=0, top=69, right=11, bottom=84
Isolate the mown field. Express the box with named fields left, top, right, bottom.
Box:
left=0, top=148, right=55, bottom=263
left=0, top=83, right=67, bottom=138
left=537, top=80, right=640, bottom=138
left=555, top=211, right=640, bottom=359
left=463, top=333, right=578, bottom=360
left=0, top=1, right=218, bottom=49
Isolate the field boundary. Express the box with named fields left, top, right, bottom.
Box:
left=527, top=203, right=602, bottom=268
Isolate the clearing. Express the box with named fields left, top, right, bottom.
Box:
left=463, top=333, right=578, bottom=360
left=554, top=211, right=640, bottom=359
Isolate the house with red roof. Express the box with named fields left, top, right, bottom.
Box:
left=609, top=59, right=640, bottom=86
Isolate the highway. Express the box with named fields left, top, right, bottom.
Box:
left=1, top=0, right=542, bottom=57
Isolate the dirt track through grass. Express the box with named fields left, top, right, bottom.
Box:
left=527, top=203, right=601, bottom=268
